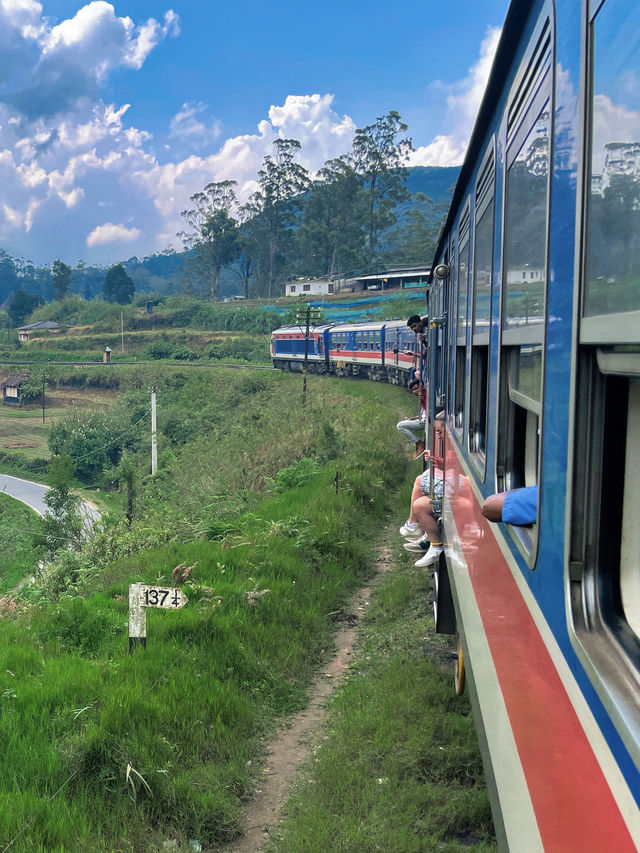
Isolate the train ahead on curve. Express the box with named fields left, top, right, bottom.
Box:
left=270, top=318, right=418, bottom=383
left=273, top=0, right=640, bottom=847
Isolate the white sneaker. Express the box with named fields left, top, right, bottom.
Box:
left=403, top=537, right=429, bottom=553
left=414, top=545, right=444, bottom=568
left=399, top=521, right=424, bottom=539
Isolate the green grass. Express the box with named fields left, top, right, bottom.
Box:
left=0, top=492, right=43, bottom=592
left=0, top=368, right=493, bottom=851
left=266, top=494, right=496, bottom=853
left=0, top=373, right=416, bottom=851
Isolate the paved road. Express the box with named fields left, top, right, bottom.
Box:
left=0, top=473, right=100, bottom=531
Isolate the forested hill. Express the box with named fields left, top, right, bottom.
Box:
left=0, top=164, right=460, bottom=310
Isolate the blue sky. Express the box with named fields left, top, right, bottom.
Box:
left=0, top=0, right=510, bottom=266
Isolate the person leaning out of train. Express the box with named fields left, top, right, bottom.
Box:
left=482, top=485, right=538, bottom=525
left=396, top=379, right=427, bottom=460
left=406, top=314, right=428, bottom=360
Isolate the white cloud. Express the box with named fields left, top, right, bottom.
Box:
left=86, top=222, right=141, bottom=246
left=45, top=3, right=179, bottom=80
left=136, top=94, right=357, bottom=249
left=410, top=26, right=501, bottom=167
left=169, top=101, right=223, bottom=148
left=1, top=2, right=179, bottom=119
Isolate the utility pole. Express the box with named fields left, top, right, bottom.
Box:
left=151, top=388, right=157, bottom=476
left=295, top=303, right=322, bottom=408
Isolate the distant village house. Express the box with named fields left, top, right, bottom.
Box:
left=17, top=320, right=68, bottom=344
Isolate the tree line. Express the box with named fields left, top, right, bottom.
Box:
left=178, top=110, right=444, bottom=299
left=0, top=110, right=449, bottom=316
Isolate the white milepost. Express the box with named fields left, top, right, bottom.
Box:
left=129, top=583, right=189, bottom=652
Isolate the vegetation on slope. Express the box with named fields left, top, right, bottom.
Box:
left=0, top=374, right=412, bottom=850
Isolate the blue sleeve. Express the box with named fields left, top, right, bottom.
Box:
left=502, top=485, right=538, bottom=525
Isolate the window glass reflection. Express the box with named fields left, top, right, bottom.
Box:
left=586, top=0, right=640, bottom=316
left=473, top=201, right=494, bottom=334
left=503, top=109, right=550, bottom=329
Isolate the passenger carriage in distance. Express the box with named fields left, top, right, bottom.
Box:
left=327, top=321, right=387, bottom=380
left=270, top=319, right=419, bottom=384
left=422, top=0, right=640, bottom=848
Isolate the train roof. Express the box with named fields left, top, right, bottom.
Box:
left=329, top=321, right=387, bottom=332
left=383, top=317, right=421, bottom=330
left=430, top=0, right=530, bottom=275
left=272, top=324, right=334, bottom=334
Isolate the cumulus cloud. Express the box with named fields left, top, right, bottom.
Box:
left=410, top=26, right=501, bottom=167
left=87, top=222, right=141, bottom=246
left=2, top=2, right=179, bottom=119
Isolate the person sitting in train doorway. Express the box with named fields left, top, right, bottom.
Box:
left=396, top=378, right=427, bottom=459
left=482, top=485, right=538, bottom=525
left=410, top=470, right=445, bottom=568
left=399, top=466, right=445, bottom=567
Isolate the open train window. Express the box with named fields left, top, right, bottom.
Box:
left=497, top=18, right=551, bottom=557
left=454, top=206, right=470, bottom=436
left=469, top=146, right=495, bottom=475
left=569, top=0, right=640, bottom=735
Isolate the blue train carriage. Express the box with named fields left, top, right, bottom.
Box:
left=424, top=0, right=640, bottom=848
left=328, top=321, right=386, bottom=380
left=380, top=318, right=421, bottom=385
left=270, top=324, right=333, bottom=373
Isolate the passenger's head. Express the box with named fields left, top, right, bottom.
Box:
left=407, top=315, right=425, bottom=333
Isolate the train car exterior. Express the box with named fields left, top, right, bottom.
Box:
left=381, top=318, right=420, bottom=384
left=270, top=324, right=332, bottom=373
left=270, top=320, right=419, bottom=384
left=328, top=321, right=386, bottom=380
left=424, top=0, right=640, bottom=848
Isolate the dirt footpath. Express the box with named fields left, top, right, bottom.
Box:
left=220, top=539, right=395, bottom=853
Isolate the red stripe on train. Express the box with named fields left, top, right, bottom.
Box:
left=445, top=437, right=635, bottom=851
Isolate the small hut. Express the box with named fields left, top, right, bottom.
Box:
left=2, top=374, right=29, bottom=405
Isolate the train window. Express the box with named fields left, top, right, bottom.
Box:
left=583, top=0, right=640, bottom=338
left=503, top=110, right=549, bottom=334
left=454, top=206, right=470, bottom=434
left=497, top=19, right=551, bottom=547
left=469, top=146, right=495, bottom=471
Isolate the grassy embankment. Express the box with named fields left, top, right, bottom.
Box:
left=0, top=346, right=493, bottom=850
left=0, top=492, right=43, bottom=593
left=0, top=370, right=494, bottom=852
left=267, top=483, right=496, bottom=852
left=0, top=374, right=398, bottom=849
